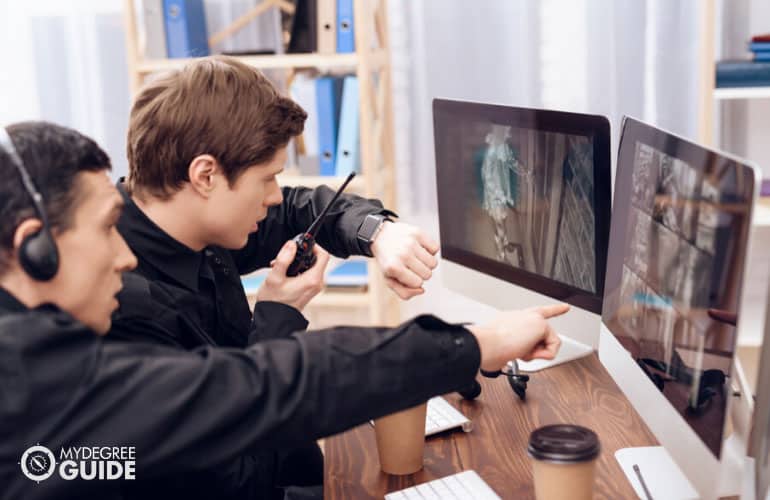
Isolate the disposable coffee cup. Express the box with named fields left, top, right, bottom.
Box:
left=528, top=424, right=601, bottom=500
left=373, top=402, right=428, bottom=475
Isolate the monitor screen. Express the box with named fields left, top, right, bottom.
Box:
left=602, top=116, right=756, bottom=458
left=432, top=99, right=611, bottom=313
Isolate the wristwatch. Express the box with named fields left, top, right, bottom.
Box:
left=357, top=214, right=391, bottom=257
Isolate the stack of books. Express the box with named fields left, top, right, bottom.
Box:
left=716, top=34, right=770, bottom=88
left=750, top=34, right=770, bottom=62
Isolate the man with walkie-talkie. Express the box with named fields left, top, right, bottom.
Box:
left=109, top=56, right=444, bottom=499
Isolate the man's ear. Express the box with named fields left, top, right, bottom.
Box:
left=188, top=154, right=223, bottom=198
left=12, top=219, right=44, bottom=254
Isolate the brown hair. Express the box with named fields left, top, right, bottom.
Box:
left=127, top=55, right=307, bottom=199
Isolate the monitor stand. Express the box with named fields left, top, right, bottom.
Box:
left=616, top=435, right=753, bottom=500
left=616, top=446, right=699, bottom=500
left=614, top=356, right=755, bottom=500
left=517, top=334, right=593, bottom=372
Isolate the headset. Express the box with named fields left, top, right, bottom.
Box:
left=0, top=127, right=59, bottom=281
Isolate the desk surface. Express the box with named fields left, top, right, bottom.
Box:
left=324, top=354, right=659, bottom=499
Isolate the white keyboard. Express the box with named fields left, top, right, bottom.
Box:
left=385, top=470, right=501, bottom=500
left=426, top=396, right=472, bottom=436
left=370, top=397, right=471, bottom=436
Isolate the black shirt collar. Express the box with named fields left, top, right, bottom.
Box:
left=0, top=287, right=28, bottom=313
left=116, top=181, right=204, bottom=292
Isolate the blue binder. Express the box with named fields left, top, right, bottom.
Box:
left=335, top=76, right=360, bottom=176
left=315, top=76, right=344, bottom=176
left=163, top=0, right=210, bottom=58
left=336, top=0, right=355, bottom=53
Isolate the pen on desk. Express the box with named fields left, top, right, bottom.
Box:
left=633, top=464, right=654, bottom=500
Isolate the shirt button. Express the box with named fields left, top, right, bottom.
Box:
left=454, top=337, right=464, bottom=347
left=215, top=257, right=222, bottom=265
left=223, top=268, right=229, bottom=276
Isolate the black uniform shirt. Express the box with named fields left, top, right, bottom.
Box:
left=110, top=182, right=397, bottom=349
left=105, top=183, right=398, bottom=498
left=0, top=287, right=481, bottom=500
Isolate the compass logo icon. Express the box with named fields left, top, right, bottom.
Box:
left=20, top=445, right=56, bottom=482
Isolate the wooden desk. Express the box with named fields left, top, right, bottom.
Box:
left=324, top=354, right=658, bottom=499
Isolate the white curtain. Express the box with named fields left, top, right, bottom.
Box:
left=0, top=0, right=131, bottom=178
left=389, top=0, right=704, bottom=216
left=0, top=0, right=282, bottom=180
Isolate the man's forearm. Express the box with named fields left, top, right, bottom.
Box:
left=232, top=186, right=393, bottom=274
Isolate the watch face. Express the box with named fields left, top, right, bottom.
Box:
left=359, top=215, right=383, bottom=241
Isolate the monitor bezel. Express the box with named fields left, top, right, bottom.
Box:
left=432, top=98, right=612, bottom=315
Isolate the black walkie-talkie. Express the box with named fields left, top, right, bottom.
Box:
left=286, top=172, right=356, bottom=277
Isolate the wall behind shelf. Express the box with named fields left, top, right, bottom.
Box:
left=718, top=0, right=770, bottom=178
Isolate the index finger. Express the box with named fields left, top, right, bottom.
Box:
left=529, top=303, right=570, bottom=319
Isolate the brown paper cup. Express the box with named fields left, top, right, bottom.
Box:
left=528, top=424, right=601, bottom=500
left=373, top=402, right=427, bottom=475
left=531, top=458, right=597, bottom=500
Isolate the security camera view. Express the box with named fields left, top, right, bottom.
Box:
left=603, top=139, right=753, bottom=457
left=437, top=120, right=597, bottom=293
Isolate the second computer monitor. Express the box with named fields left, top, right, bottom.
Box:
left=432, top=99, right=611, bottom=358
left=600, top=116, right=758, bottom=498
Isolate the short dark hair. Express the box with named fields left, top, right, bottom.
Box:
left=127, top=55, right=307, bottom=200
left=0, top=121, right=111, bottom=275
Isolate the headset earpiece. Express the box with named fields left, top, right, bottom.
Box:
left=19, top=227, right=59, bottom=281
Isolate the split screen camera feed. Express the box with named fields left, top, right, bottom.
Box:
left=603, top=121, right=754, bottom=457
left=437, top=119, right=597, bottom=294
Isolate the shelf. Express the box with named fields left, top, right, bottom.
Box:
left=310, top=289, right=371, bottom=307
left=277, top=172, right=365, bottom=192
left=136, top=53, right=360, bottom=74
left=713, top=86, right=770, bottom=100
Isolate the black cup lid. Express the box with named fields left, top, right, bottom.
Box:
left=527, top=425, right=600, bottom=463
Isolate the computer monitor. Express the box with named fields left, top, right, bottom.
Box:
left=599, top=116, right=759, bottom=499
left=432, top=99, right=611, bottom=370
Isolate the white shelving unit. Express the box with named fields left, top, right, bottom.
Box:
left=714, top=86, right=770, bottom=100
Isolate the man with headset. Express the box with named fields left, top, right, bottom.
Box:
left=0, top=120, right=566, bottom=499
